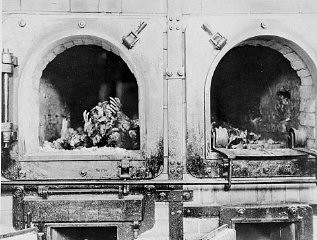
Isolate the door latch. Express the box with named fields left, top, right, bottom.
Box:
left=202, top=23, right=227, bottom=50
left=122, top=21, right=147, bottom=49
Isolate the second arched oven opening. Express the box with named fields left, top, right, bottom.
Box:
left=210, top=36, right=316, bottom=151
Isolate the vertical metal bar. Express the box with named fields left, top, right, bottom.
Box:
left=13, top=187, right=25, bottom=230
left=167, top=1, right=184, bottom=239
left=224, top=158, right=232, bottom=191
left=3, top=72, right=9, bottom=122
left=169, top=201, right=183, bottom=240
left=26, top=212, right=32, bottom=228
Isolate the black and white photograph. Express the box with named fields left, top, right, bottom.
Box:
left=1, top=0, right=317, bottom=239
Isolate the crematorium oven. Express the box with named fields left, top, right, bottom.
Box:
left=1, top=2, right=317, bottom=240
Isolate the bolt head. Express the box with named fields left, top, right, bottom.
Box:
left=177, top=69, right=184, bottom=76
left=18, top=19, right=26, bottom=27
left=261, top=22, right=267, bottom=29
left=169, top=25, right=173, bottom=30
left=288, top=206, right=297, bottom=215
left=182, top=192, right=191, bottom=200
left=78, top=20, right=86, bottom=28
left=237, top=208, right=245, bottom=216
left=166, top=71, right=173, bottom=77
left=159, top=192, right=167, bottom=200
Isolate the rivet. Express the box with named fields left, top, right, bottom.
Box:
left=159, top=192, right=167, bottom=200
left=18, top=19, right=26, bottom=27
left=288, top=206, right=297, bottom=215
left=170, top=169, right=175, bottom=173
left=177, top=168, right=182, bottom=174
left=183, top=192, right=191, bottom=200
left=78, top=20, right=86, bottom=28
left=80, top=170, right=87, bottom=177
left=169, top=25, right=173, bottom=30
left=19, top=170, right=26, bottom=179
left=177, top=210, right=182, bottom=214
left=176, top=17, right=180, bottom=21
left=177, top=69, right=184, bottom=76
left=169, top=17, right=173, bottom=21
left=176, top=26, right=180, bottom=30
left=170, top=161, right=175, bottom=165
left=261, top=22, right=267, bottom=29
left=237, top=208, right=245, bottom=216
left=166, top=70, right=173, bottom=77
left=171, top=211, right=175, bottom=215
left=177, top=161, right=181, bottom=165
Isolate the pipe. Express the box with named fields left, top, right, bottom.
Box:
left=2, top=178, right=317, bottom=186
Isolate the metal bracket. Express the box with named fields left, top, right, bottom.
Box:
left=132, top=220, right=140, bottom=239
left=166, top=67, right=185, bottom=79
left=38, top=186, right=49, bottom=199
left=118, top=157, right=131, bottom=198
left=156, top=190, right=193, bottom=202
left=25, top=212, right=33, bottom=228
left=2, top=49, right=18, bottom=73
left=1, top=122, right=17, bottom=148
left=119, top=158, right=132, bottom=179
left=122, top=21, right=147, bottom=49
left=202, top=23, right=227, bottom=50
left=222, top=158, right=232, bottom=191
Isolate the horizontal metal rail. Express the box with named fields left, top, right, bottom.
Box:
left=1, top=178, right=317, bottom=186
left=46, top=188, right=120, bottom=194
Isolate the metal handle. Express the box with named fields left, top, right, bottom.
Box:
left=202, top=23, right=214, bottom=36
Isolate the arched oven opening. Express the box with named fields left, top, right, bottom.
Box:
left=39, top=45, right=140, bottom=152
left=208, top=37, right=316, bottom=179
left=211, top=45, right=301, bottom=148
left=211, top=38, right=316, bottom=150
